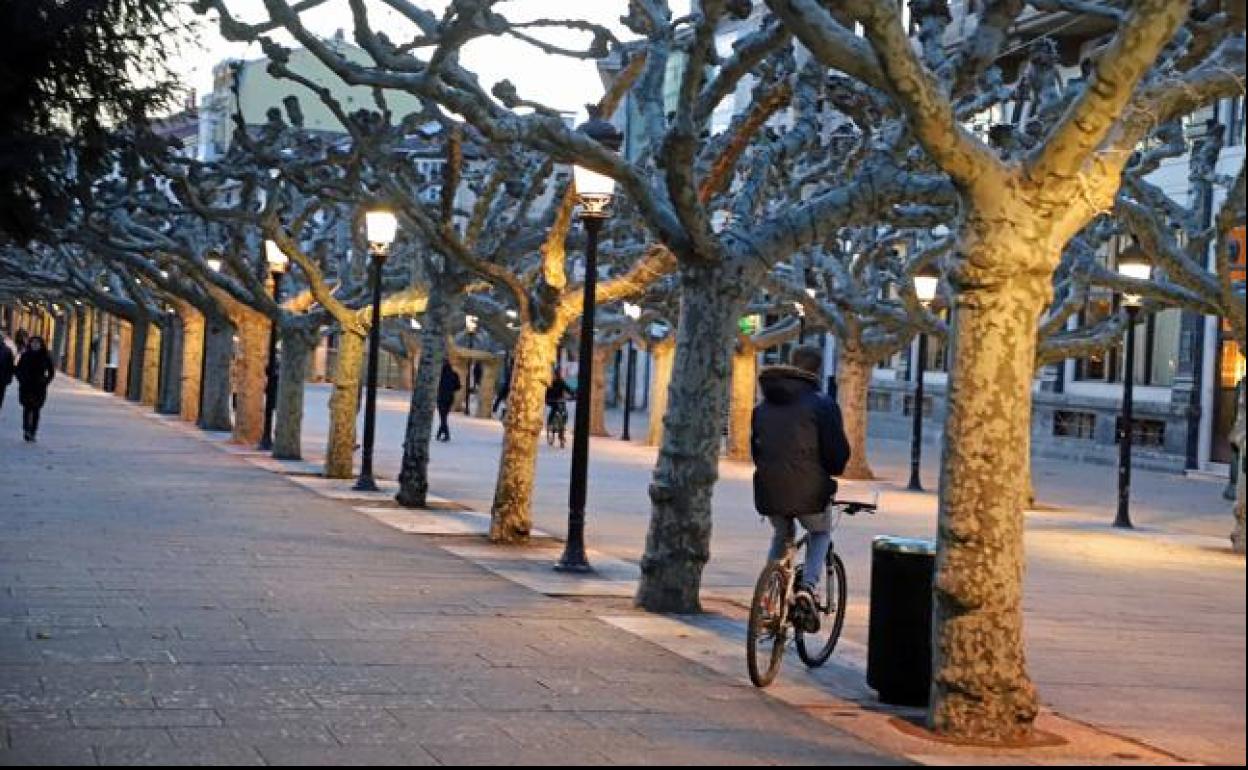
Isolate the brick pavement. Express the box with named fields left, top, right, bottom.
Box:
left=0, top=382, right=900, bottom=766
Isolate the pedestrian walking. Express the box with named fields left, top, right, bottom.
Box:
left=0, top=334, right=15, bottom=414
left=750, top=344, right=850, bottom=631
left=16, top=335, right=55, bottom=442
left=492, top=363, right=511, bottom=418
left=435, top=361, right=461, bottom=442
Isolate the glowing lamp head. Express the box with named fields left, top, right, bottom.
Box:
left=206, top=257, right=223, bottom=272
left=264, top=240, right=289, bottom=274
left=572, top=106, right=622, bottom=219
left=623, top=302, right=642, bottom=320
left=465, top=314, right=479, bottom=334
left=913, top=263, right=941, bottom=305
left=365, top=209, right=398, bottom=255
left=1117, top=243, right=1152, bottom=306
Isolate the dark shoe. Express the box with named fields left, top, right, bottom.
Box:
left=23, top=432, right=34, bottom=443
left=793, top=584, right=820, bottom=633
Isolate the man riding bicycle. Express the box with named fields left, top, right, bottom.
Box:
left=751, top=345, right=850, bottom=632
left=545, top=369, right=574, bottom=430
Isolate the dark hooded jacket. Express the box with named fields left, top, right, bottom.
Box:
left=751, top=365, right=850, bottom=517
left=436, top=363, right=461, bottom=409
left=15, top=345, right=55, bottom=405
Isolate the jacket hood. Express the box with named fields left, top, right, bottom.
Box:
left=758, top=365, right=818, bottom=405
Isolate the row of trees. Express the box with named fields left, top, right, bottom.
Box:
left=2, top=0, right=1243, bottom=745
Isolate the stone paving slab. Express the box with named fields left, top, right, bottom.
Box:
left=354, top=506, right=552, bottom=538
left=441, top=542, right=640, bottom=598
left=283, top=474, right=400, bottom=502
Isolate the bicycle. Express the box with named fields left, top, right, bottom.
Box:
left=546, top=400, right=569, bottom=448
left=746, top=499, right=877, bottom=688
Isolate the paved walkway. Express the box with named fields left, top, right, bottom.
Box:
left=293, top=383, right=1247, bottom=765
left=0, top=382, right=898, bottom=766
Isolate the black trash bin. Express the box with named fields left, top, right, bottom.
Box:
left=867, top=535, right=936, bottom=707
left=103, top=365, right=117, bottom=393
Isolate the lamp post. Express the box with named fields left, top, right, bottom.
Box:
left=354, top=209, right=398, bottom=492
left=1115, top=245, right=1152, bottom=528
left=907, top=263, right=940, bottom=492
left=621, top=302, right=641, bottom=442
left=463, top=314, right=478, bottom=416
left=259, top=240, right=289, bottom=451
left=555, top=106, right=621, bottom=574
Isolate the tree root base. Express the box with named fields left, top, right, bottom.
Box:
left=890, top=716, right=1064, bottom=749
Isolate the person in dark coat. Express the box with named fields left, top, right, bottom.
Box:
left=0, top=335, right=15, bottom=413
left=14, top=328, right=28, bottom=355
left=751, top=345, right=850, bottom=630
left=16, top=335, right=55, bottom=442
left=435, top=361, right=461, bottom=442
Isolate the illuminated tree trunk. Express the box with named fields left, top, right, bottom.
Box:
left=726, top=342, right=757, bottom=461
left=66, top=310, right=80, bottom=378
left=92, top=314, right=108, bottom=389
left=396, top=290, right=457, bottom=507
left=646, top=338, right=675, bottom=446
left=930, top=245, right=1044, bottom=742
left=324, top=329, right=365, bottom=478
left=125, top=320, right=147, bottom=402
left=229, top=310, right=268, bottom=445
left=77, top=310, right=93, bottom=380
left=589, top=344, right=611, bottom=437
left=198, top=317, right=234, bottom=431
left=637, top=264, right=754, bottom=612
left=178, top=306, right=204, bottom=423
left=141, top=324, right=161, bottom=408
left=489, top=325, right=561, bottom=542
left=114, top=321, right=132, bottom=400
left=273, top=324, right=317, bottom=460
left=158, top=318, right=183, bottom=415
left=837, top=351, right=876, bottom=480
left=474, top=358, right=500, bottom=419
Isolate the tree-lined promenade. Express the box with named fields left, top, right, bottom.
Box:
left=1, top=0, right=1244, bottom=749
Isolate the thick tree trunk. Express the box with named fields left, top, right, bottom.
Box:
left=52, top=313, right=68, bottom=373
left=198, top=317, right=234, bottom=431
left=178, top=307, right=204, bottom=423
left=474, top=359, right=500, bottom=419
left=396, top=291, right=457, bottom=507
left=230, top=310, right=269, bottom=445
left=126, top=321, right=148, bottom=402
left=273, top=324, right=316, bottom=460
left=158, top=320, right=183, bottom=415
left=837, top=352, right=876, bottom=480
left=646, top=338, right=675, bottom=446
left=489, top=326, right=560, bottom=542
left=726, top=343, right=757, bottom=461
left=69, top=310, right=82, bottom=378
left=78, top=310, right=94, bottom=380
left=1233, top=469, right=1245, bottom=555
left=929, top=266, right=1043, bottom=742
left=589, top=344, right=611, bottom=437
left=92, top=314, right=108, bottom=389
left=115, top=322, right=132, bottom=400
left=324, top=330, right=365, bottom=478
left=141, top=324, right=162, bottom=408
left=636, top=265, right=752, bottom=612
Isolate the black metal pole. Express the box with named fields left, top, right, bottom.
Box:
left=354, top=251, right=386, bottom=492
left=622, top=338, right=635, bottom=442
left=798, top=315, right=806, bottom=344
left=259, top=271, right=282, bottom=451
left=464, top=335, right=473, bottom=416
left=1116, top=305, right=1139, bottom=528
left=556, top=216, right=602, bottom=573
left=907, top=332, right=928, bottom=492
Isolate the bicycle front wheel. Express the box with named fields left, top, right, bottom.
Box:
left=796, top=550, right=847, bottom=668
left=746, top=560, right=789, bottom=687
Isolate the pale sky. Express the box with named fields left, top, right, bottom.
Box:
left=178, top=1, right=691, bottom=115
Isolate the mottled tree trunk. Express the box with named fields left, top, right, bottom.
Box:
left=929, top=262, right=1043, bottom=742
left=141, top=324, right=162, bottom=408
left=646, top=338, right=675, bottom=446
left=589, top=344, right=612, bottom=437
left=396, top=291, right=457, bottom=507
left=158, top=320, right=183, bottom=415
left=636, top=264, right=753, bottom=612
left=1233, top=470, right=1245, bottom=555
left=115, top=322, right=132, bottom=400
left=126, top=321, right=148, bottom=402
left=273, top=324, right=316, bottom=460
left=92, top=314, right=108, bottom=389
left=198, top=317, right=234, bottom=432
left=489, top=326, right=561, bottom=542
left=78, top=310, right=93, bottom=380
left=324, top=330, right=365, bottom=478
left=69, top=310, right=82, bottom=378
left=726, top=343, right=757, bottom=461
left=178, top=307, right=204, bottom=423
left=474, top=359, right=500, bottom=419
left=837, top=352, right=876, bottom=480
left=229, top=310, right=269, bottom=445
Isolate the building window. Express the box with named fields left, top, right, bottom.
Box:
left=1114, top=417, right=1166, bottom=448
left=902, top=394, right=934, bottom=417
left=1073, top=297, right=1179, bottom=386
left=867, top=392, right=892, bottom=413
left=1053, top=410, right=1096, bottom=440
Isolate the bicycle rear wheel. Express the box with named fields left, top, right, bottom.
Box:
left=746, top=560, right=789, bottom=687
left=795, top=550, right=847, bottom=667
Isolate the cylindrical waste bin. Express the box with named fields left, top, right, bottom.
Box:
left=867, top=535, right=936, bottom=707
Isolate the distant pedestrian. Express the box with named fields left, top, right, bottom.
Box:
left=435, top=361, right=461, bottom=442
left=0, top=335, right=14, bottom=413
left=16, top=335, right=55, bottom=442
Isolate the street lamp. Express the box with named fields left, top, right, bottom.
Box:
left=621, top=302, right=641, bottom=442
left=354, top=208, right=398, bottom=492
left=463, top=314, right=479, bottom=415
left=908, top=262, right=940, bottom=492
left=556, top=106, right=621, bottom=574
left=259, top=240, right=289, bottom=451
left=1115, top=244, right=1152, bottom=528
left=206, top=257, right=223, bottom=272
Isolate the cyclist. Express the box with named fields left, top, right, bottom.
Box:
left=545, top=368, right=574, bottom=439
left=750, top=345, right=850, bottom=631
